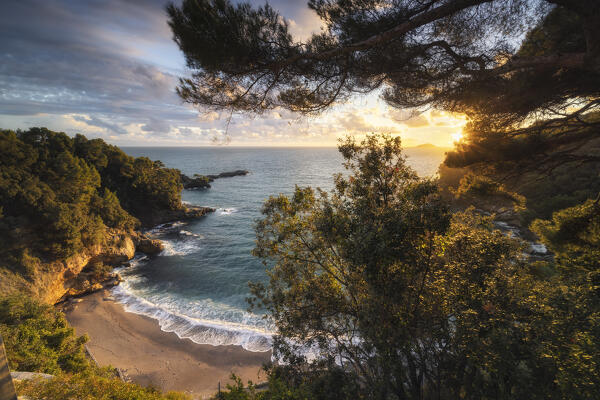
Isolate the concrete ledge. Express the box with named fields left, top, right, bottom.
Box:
left=0, top=333, right=17, bottom=400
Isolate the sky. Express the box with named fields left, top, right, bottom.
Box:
left=0, top=0, right=467, bottom=147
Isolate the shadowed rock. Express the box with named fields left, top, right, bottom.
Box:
left=181, top=170, right=249, bottom=189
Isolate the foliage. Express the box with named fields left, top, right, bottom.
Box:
left=168, top=0, right=600, bottom=184
left=213, top=368, right=359, bottom=400
left=0, top=127, right=183, bottom=273
left=531, top=198, right=600, bottom=271
left=249, top=134, right=600, bottom=399
left=1, top=294, right=191, bottom=400
left=166, top=0, right=584, bottom=114
left=15, top=368, right=191, bottom=400
left=515, top=160, right=600, bottom=224
left=441, top=137, right=600, bottom=225
left=0, top=294, right=90, bottom=375
left=453, top=173, right=525, bottom=210
left=527, top=199, right=600, bottom=398
left=443, top=5, right=600, bottom=175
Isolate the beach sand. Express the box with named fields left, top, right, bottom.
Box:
left=63, top=291, right=271, bottom=399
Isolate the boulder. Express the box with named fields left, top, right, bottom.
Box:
left=136, top=237, right=164, bottom=255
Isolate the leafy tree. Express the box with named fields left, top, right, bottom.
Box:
left=168, top=1, right=598, bottom=124
left=167, top=0, right=599, bottom=183
left=0, top=127, right=185, bottom=275
left=248, top=134, right=600, bottom=399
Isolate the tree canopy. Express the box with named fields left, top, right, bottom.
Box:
left=0, top=127, right=183, bottom=272
left=248, top=134, right=600, bottom=399
left=167, top=0, right=600, bottom=172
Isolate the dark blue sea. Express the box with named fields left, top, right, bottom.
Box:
left=113, top=147, right=446, bottom=352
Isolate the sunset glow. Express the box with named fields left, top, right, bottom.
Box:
left=0, top=1, right=468, bottom=148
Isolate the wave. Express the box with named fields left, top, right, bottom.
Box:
left=160, top=239, right=200, bottom=256
left=148, top=221, right=187, bottom=235
left=179, top=230, right=203, bottom=238
left=217, top=208, right=237, bottom=216
left=111, top=284, right=273, bottom=353
left=530, top=243, right=548, bottom=254
left=113, top=258, right=333, bottom=360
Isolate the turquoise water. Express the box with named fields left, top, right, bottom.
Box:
left=113, top=147, right=445, bottom=352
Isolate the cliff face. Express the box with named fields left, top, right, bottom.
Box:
left=0, top=229, right=164, bottom=305
left=0, top=207, right=214, bottom=305
left=32, top=230, right=137, bottom=304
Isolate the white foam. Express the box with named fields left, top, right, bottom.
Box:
left=217, top=208, right=237, bottom=216
left=111, top=284, right=273, bottom=352
left=160, top=239, right=200, bottom=256
left=179, top=230, right=203, bottom=238
left=148, top=221, right=187, bottom=235
left=530, top=243, right=548, bottom=254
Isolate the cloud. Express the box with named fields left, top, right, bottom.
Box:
left=141, top=118, right=171, bottom=134
left=0, top=0, right=461, bottom=147
left=72, top=115, right=128, bottom=135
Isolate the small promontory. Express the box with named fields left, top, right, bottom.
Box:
left=181, top=170, right=249, bottom=189
left=0, top=128, right=214, bottom=304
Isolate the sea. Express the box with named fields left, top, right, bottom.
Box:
left=113, top=146, right=447, bottom=353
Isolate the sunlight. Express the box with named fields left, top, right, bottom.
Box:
left=451, top=132, right=463, bottom=142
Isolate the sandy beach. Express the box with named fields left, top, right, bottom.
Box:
left=63, top=291, right=271, bottom=399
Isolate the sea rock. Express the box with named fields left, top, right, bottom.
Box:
left=181, top=174, right=211, bottom=189
left=135, top=236, right=164, bottom=255
left=58, top=271, right=124, bottom=303
left=0, top=205, right=213, bottom=304
left=180, top=170, right=249, bottom=190
left=10, top=229, right=137, bottom=305
left=205, top=169, right=249, bottom=180
left=139, top=205, right=215, bottom=227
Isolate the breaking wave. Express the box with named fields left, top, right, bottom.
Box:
left=111, top=284, right=273, bottom=352
left=160, top=239, right=200, bottom=256
left=217, top=208, right=237, bottom=216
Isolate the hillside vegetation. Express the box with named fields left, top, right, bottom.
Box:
left=0, top=295, right=190, bottom=400
left=0, top=127, right=183, bottom=279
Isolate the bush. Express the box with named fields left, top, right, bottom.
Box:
left=0, top=294, right=90, bottom=374
left=15, top=368, right=191, bottom=400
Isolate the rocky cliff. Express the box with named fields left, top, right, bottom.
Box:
left=8, top=229, right=164, bottom=304
left=0, top=228, right=166, bottom=305
left=0, top=206, right=214, bottom=304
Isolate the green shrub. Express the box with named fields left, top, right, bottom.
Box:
left=0, top=294, right=90, bottom=374
left=15, top=368, right=191, bottom=400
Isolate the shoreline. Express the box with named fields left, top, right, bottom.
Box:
left=63, top=290, right=271, bottom=399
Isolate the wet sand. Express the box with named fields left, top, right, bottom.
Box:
left=63, top=291, right=271, bottom=399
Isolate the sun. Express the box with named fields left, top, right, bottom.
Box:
left=451, top=132, right=463, bottom=142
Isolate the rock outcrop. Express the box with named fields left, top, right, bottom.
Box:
left=180, top=170, right=249, bottom=189
left=25, top=229, right=136, bottom=304
left=3, top=216, right=205, bottom=304
left=181, top=174, right=211, bottom=189
left=138, top=205, right=215, bottom=228
left=133, top=233, right=164, bottom=255
left=0, top=205, right=214, bottom=304
left=205, top=170, right=249, bottom=180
